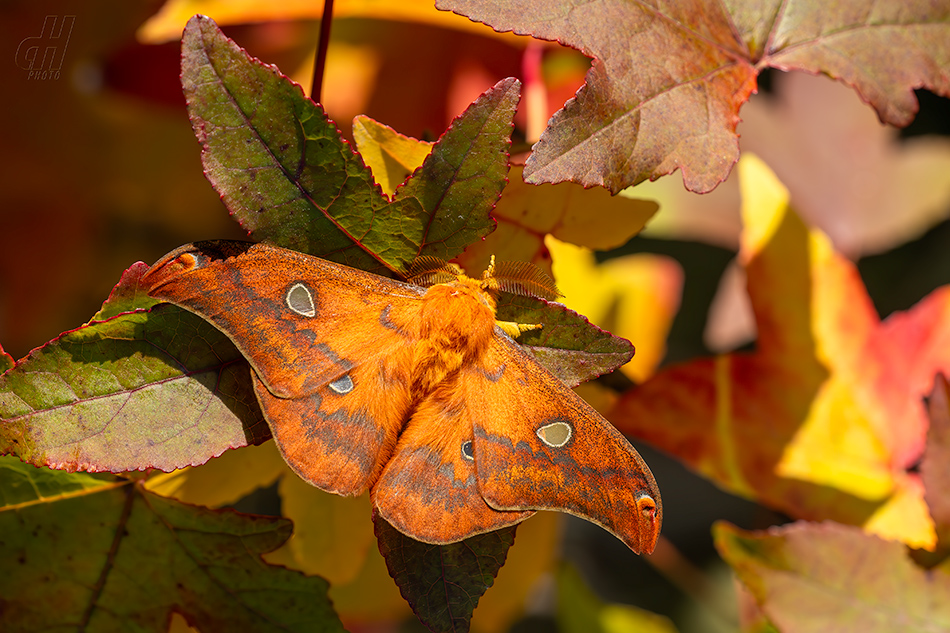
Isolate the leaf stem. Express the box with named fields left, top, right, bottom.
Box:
left=310, top=0, right=335, bottom=102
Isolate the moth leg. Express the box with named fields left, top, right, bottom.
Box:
left=495, top=321, right=542, bottom=339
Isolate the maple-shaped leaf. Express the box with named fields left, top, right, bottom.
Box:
left=374, top=513, right=517, bottom=633
left=438, top=0, right=950, bottom=193
left=715, top=521, right=950, bottom=633
left=0, top=457, right=344, bottom=632
left=182, top=15, right=517, bottom=274
left=613, top=155, right=950, bottom=549
left=0, top=264, right=268, bottom=474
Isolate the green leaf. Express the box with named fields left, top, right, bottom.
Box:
left=0, top=302, right=267, bottom=473
left=0, top=343, right=12, bottom=374
left=181, top=14, right=419, bottom=272
left=90, top=261, right=160, bottom=322
left=181, top=15, right=516, bottom=273
left=1, top=455, right=117, bottom=503
left=396, top=76, right=520, bottom=263
left=497, top=294, right=635, bottom=386
left=715, top=520, right=950, bottom=633
left=374, top=513, right=517, bottom=633
left=0, top=457, right=343, bottom=632
left=438, top=0, right=950, bottom=194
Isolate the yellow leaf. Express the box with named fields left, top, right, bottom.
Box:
left=863, top=475, right=936, bottom=551
left=352, top=115, right=433, bottom=196
left=145, top=442, right=285, bottom=507
left=615, top=155, right=947, bottom=549
left=778, top=377, right=893, bottom=499
left=459, top=166, right=658, bottom=276
left=266, top=478, right=376, bottom=586
left=548, top=237, right=682, bottom=382
left=738, top=154, right=790, bottom=264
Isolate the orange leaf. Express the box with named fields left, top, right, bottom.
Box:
left=613, top=155, right=948, bottom=548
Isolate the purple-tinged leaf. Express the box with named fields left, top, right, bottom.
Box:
left=715, top=520, right=950, bottom=633
left=497, top=294, right=634, bottom=386
left=181, top=15, right=421, bottom=273
left=375, top=513, right=517, bottom=633
left=438, top=0, right=950, bottom=194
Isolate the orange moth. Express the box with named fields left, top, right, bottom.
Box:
left=143, top=240, right=661, bottom=553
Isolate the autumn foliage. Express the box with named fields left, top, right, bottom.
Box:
left=2, top=1, right=950, bottom=632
